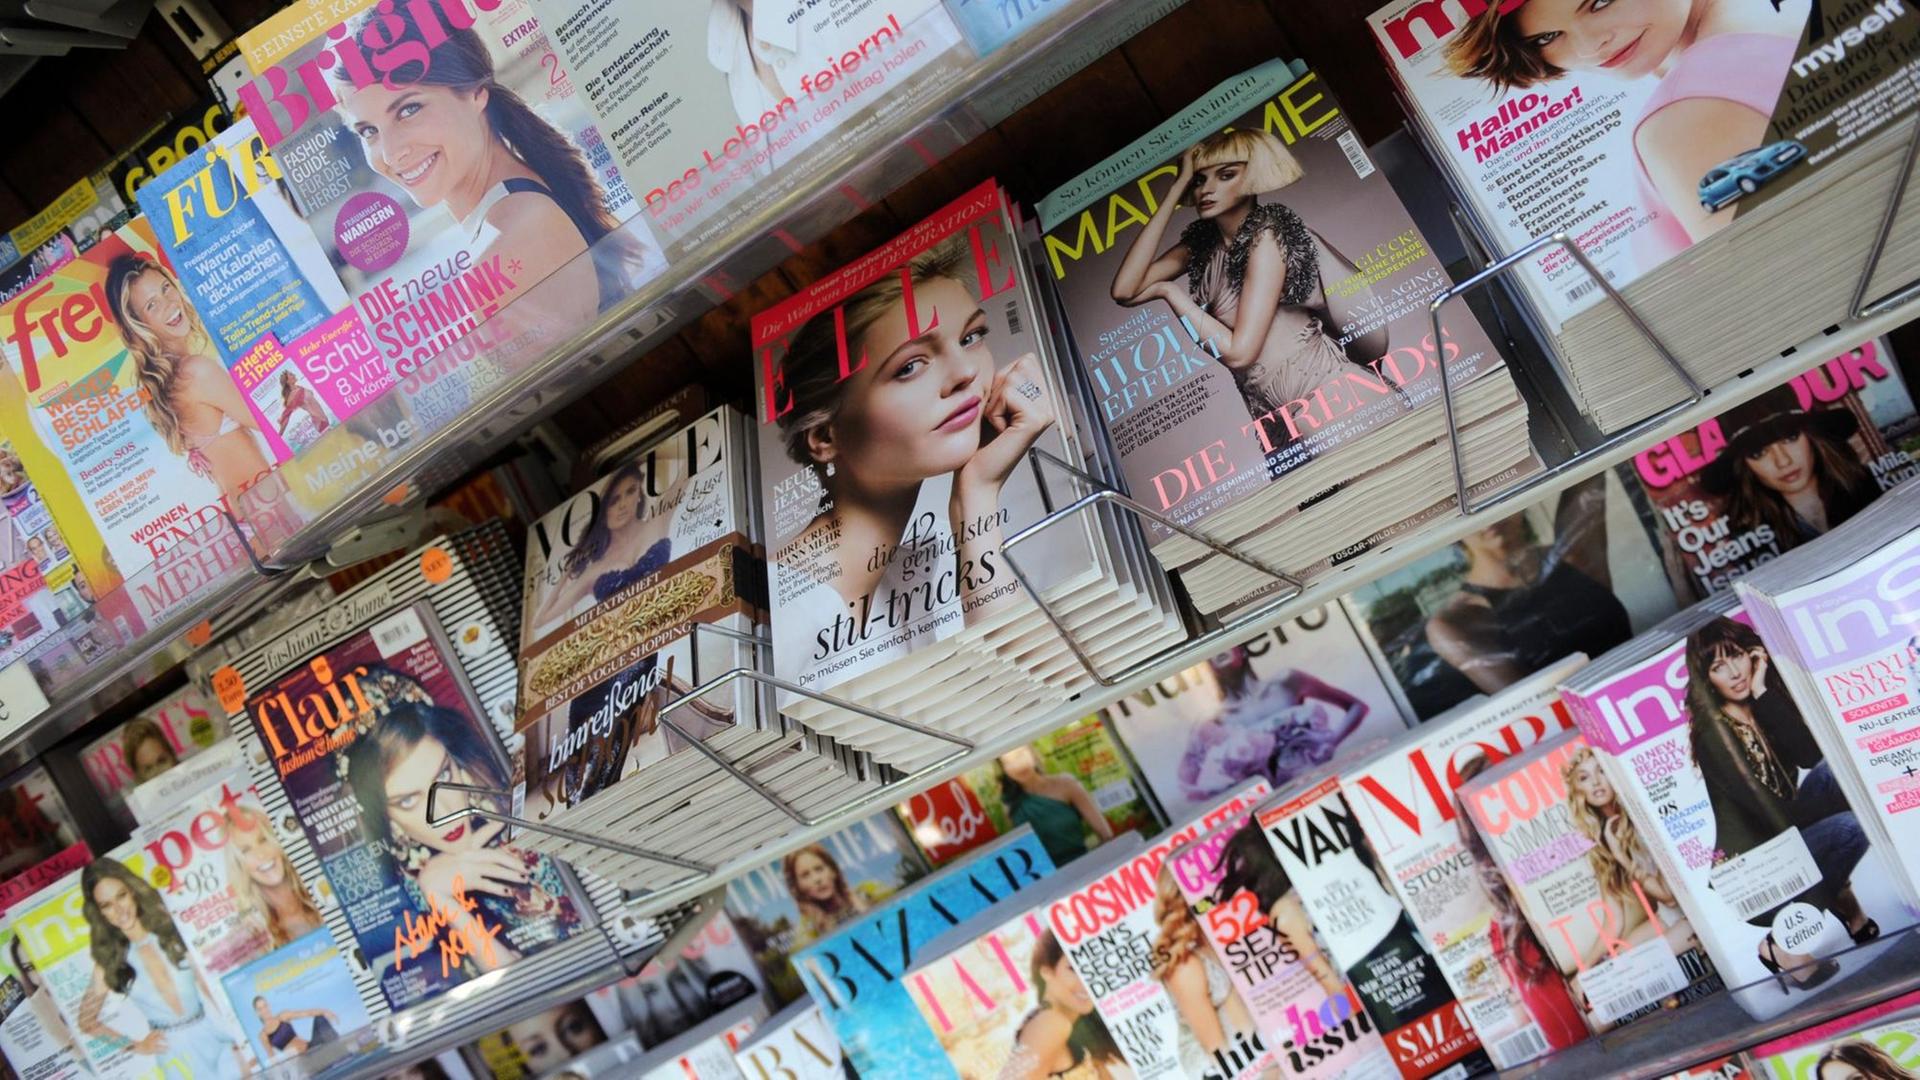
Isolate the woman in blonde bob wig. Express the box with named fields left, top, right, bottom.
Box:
left=1111, top=126, right=1385, bottom=421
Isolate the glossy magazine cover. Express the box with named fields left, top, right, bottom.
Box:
left=0, top=432, right=89, bottom=670
left=1104, top=606, right=1409, bottom=823
left=0, top=762, right=82, bottom=887
left=732, top=1000, right=844, bottom=1080
left=470, top=998, right=611, bottom=1079
left=598, top=911, right=768, bottom=1050
left=1630, top=340, right=1920, bottom=602
left=0, top=920, right=88, bottom=1080
left=722, top=813, right=927, bottom=1003
left=1747, top=987, right=1920, bottom=1079
left=220, top=928, right=372, bottom=1071
left=1561, top=604, right=1915, bottom=1019
left=79, top=682, right=229, bottom=831
left=241, top=600, right=586, bottom=1010
left=1165, top=808, right=1397, bottom=1080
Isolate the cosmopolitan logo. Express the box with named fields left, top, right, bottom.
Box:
left=240, top=0, right=510, bottom=148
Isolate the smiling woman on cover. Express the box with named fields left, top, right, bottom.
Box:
left=225, top=801, right=325, bottom=947
left=333, top=3, right=642, bottom=326
left=1446, top=0, right=1808, bottom=254
left=772, top=230, right=1056, bottom=681
left=1110, top=128, right=1386, bottom=425
left=1005, top=929, right=1127, bottom=1080
left=106, top=253, right=274, bottom=506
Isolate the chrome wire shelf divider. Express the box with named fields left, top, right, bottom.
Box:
left=1429, top=231, right=1704, bottom=517
left=1004, top=447, right=1305, bottom=688
left=1851, top=112, right=1920, bottom=319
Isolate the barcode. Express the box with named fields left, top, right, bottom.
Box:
left=1595, top=980, right=1670, bottom=1023
left=1734, top=871, right=1811, bottom=919
left=1338, top=131, right=1375, bottom=179
left=1565, top=278, right=1601, bottom=303
left=1491, top=1024, right=1548, bottom=1067
left=1005, top=299, right=1023, bottom=336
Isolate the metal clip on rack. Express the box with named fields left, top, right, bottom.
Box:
left=1852, top=113, right=1920, bottom=319
left=1001, top=447, right=1306, bottom=687
left=1428, top=232, right=1702, bottom=517
left=425, top=623, right=974, bottom=897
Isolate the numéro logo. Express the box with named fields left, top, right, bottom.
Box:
left=1788, top=549, right=1920, bottom=661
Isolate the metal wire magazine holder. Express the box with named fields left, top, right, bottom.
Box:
left=1852, top=112, right=1920, bottom=319
left=425, top=622, right=975, bottom=899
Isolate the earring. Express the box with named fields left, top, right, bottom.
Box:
left=825, top=462, right=835, bottom=477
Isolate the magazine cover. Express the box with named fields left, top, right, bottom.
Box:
left=0, top=842, right=92, bottom=918
left=1046, top=780, right=1274, bottom=1080
left=793, top=828, right=1056, bottom=1079
left=732, top=1000, right=844, bottom=1080
left=897, top=769, right=1006, bottom=868
left=517, top=0, right=959, bottom=252
left=1345, top=473, right=1676, bottom=718
left=599, top=911, right=768, bottom=1050
left=470, top=998, right=610, bottom=1079
left=1165, top=808, right=1398, bottom=1080
left=1036, top=61, right=1512, bottom=590
left=1260, top=779, right=1489, bottom=1079
left=1459, top=730, right=1718, bottom=1036
left=0, top=433, right=89, bottom=671
left=0, top=218, right=251, bottom=601
left=723, top=812, right=928, bottom=1003
left=123, top=741, right=248, bottom=827
left=1338, top=658, right=1586, bottom=1066
left=79, top=682, right=230, bottom=831
left=220, top=927, right=372, bottom=1071
left=751, top=180, right=1086, bottom=700
left=13, top=846, right=251, bottom=1079
left=1562, top=606, right=1915, bottom=1019
left=241, top=600, right=587, bottom=1010
left=1747, top=987, right=1920, bottom=1079
left=110, top=97, right=235, bottom=206
left=1630, top=340, right=1920, bottom=601
left=1370, top=0, right=1920, bottom=331
left=235, top=0, right=664, bottom=378
left=0, top=763, right=81, bottom=887
left=0, top=920, right=88, bottom=1080
left=1105, top=606, right=1410, bottom=822
left=136, top=118, right=388, bottom=465
left=144, top=781, right=326, bottom=984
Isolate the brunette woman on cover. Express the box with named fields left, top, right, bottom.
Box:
left=275, top=369, right=330, bottom=442
left=347, top=698, right=583, bottom=972
left=1213, top=823, right=1345, bottom=999
left=1445, top=0, right=1807, bottom=254
left=527, top=455, right=686, bottom=631
left=1699, top=386, right=1880, bottom=552
left=76, top=859, right=247, bottom=1076
left=1005, top=929, right=1127, bottom=1080
left=1819, top=1041, right=1920, bottom=1080
left=105, top=253, right=274, bottom=506
left=1686, top=616, right=1875, bottom=990
left=998, top=746, right=1112, bottom=868
left=225, top=801, right=325, bottom=946
left=11, top=935, right=78, bottom=1060
left=782, top=843, right=868, bottom=940
left=1110, top=128, right=1387, bottom=424
left=1422, top=475, right=1631, bottom=700
left=1179, top=646, right=1371, bottom=803
left=772, top=231, right=1057, bottom=679
left=251, top=995, right=340, bottom=1062
left=1151, top=865, right=1264, bottom=1071
left=120, top=717, right=179, bottom=785
left=332, top=3, right=643, bottom=325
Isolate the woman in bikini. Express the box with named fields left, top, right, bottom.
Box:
left=275, top=370, right=330, bottom=442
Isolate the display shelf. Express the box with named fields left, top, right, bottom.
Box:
left=596, top=293, right=1920, bottom=919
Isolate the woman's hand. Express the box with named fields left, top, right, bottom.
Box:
left=953, top=354, right=1056, bottom=514
left=1173, top=146, right=1198, bottom=202
left=1748, top=647, right=1771, bottom=698
left=416, top=847, right=530, bottom=910
left=132, top=1031, right=168, bottom=1056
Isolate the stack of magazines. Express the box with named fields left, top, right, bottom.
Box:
left=751, top=180, right=1184, bottom=770
left=513, top=406, right=882, bottom=895
left=1370, top=0, right=1920, bottom=429
left=1034, top=60, right=1536, bottom=617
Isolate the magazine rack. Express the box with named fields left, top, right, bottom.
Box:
left=1852, top=113, right=1920, bottom=319
left=1428, top=231, right=1704, bottom=517
left=1001, top=447, right=1304, bottom=687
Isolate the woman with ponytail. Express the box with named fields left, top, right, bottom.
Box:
left=104, top=253, right=274, bottom=506
left=333, top=5, right=644, bottom=323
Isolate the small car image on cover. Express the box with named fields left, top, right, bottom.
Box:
left=1698, top=140, right=1808, bottom=211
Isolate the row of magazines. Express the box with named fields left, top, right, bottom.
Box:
left=0, top=320, right=1916, bottom=1080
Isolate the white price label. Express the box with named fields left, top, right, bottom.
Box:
left=1709, top=827, right=1822, bottom=920
left=0, top=661, right=49, bottom=738
left=1583, top=937, right=1689, bottom=1024
left=371, top=608, right=428, bottom=658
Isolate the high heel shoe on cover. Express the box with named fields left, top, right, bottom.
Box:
left=1759, top=933, right=1840, bottom=992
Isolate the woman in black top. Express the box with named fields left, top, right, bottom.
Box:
left=1700, top=385, right=1881, bottom=552
left=1686, top=616, right=1874, bottom=989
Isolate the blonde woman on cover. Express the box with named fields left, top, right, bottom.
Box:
left=1152, top=865, right=1260, bottom=1070
left=1563, top=744, right=1693, bottom=967
left=225, top=801, right=324, bottom=947
left=1110, top=128, right=1386, bottom=423
left=104, top=253, right=273, bottom=506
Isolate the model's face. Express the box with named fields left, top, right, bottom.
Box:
left=1461, top=516, right=1527, bottom=563
left=131, top=736, right=177, bottom=782
left=604, top=475, right=643, bottom=533
left=1745, top=431, right=1816, bottom=496
left=818, top=278, right=991, bottom=489
left=1042, top=952, right=1094, bottom=1016
left=1515, top=0, right=1688, bottom=79
left=92, top=877, right=139, bottom=933
left=1707, top=646, right=1757, bottom=702
left=1572, top=757, right=1613, bottom=810
left=1191, top=158, right=1252, bottom=219
left=234, top=815, right=288, bottom=889
left=127, top=270, right=193, bottom=350
left=1818, top=1064, right=1865, bottom=1080
left=342, top=82, right=489, bottom=209
left=554, top=1004, right=602, bottom=1055
left=792, top=851, right=838, bottom=902
left=254, top=998, right=272, bottom=1022
left=506, top=1013, right=572, bottom=1072
left=383, top=736, right=504, bottom=854
left=26, top=538, right=44, bottom=560
left=998, top=746, right=1040, bottom=783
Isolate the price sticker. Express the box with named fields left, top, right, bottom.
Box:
left=185, top=620, right=213, bottom=647
left=381, top=482, right=412, bottom=507
left=212, top=665, right=247, bottom=714
left=420, top=547, right=452, bottom=585
left=0, top=662, right=49, bottom=738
